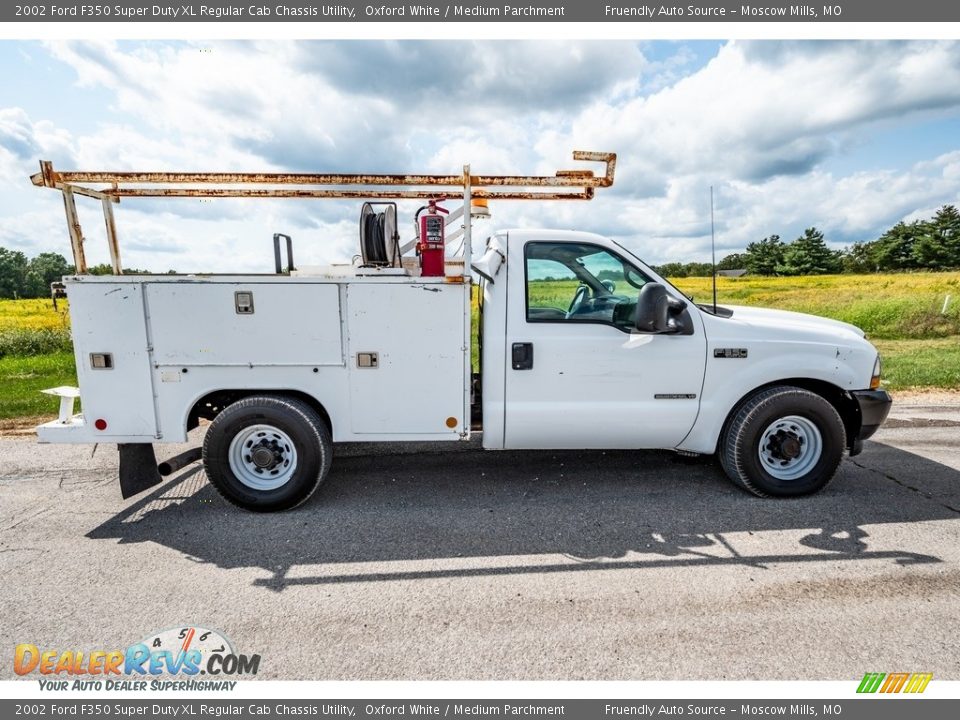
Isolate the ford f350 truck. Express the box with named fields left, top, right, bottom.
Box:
left=31, top=151, right=891, bottom=511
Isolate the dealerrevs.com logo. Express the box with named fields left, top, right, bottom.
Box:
left=15, top=626, right=260, bottom=691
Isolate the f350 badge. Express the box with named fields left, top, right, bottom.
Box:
left=714, top=348, right=748, bottom=358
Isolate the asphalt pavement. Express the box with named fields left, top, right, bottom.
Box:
left=1, top=408, right=959, bottom=680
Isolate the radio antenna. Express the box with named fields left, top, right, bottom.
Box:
left=710, top=185, right=717, bottom=313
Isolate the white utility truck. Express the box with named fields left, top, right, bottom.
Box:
left=31, top=152, right=891, bottom=511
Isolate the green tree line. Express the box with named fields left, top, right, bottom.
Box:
left=0, top=248, right=162, bottom=299
left=2, top=204, right=958, bottom=292
left=0, top=250, right=73, bottom=299
left=656, top=204, right=960, bottom=278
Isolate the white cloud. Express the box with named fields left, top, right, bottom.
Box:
left=0, top=107, right=76, bottom=184
left=2, top=40, right=960, bottom=271
left=609, top=150, right=960, bottom=266
left=550, top=41, right=960, bottom=187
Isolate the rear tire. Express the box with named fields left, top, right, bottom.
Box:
left=202, top=395, right=331, bottom=512
left=719, top=386, right=845, bottom=498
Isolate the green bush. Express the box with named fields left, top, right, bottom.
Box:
left=0, top=328, right=74, bottom=358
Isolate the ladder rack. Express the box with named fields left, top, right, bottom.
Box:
left=31, top=150, right=616, bottom=275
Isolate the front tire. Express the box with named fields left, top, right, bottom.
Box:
left=720, top=386, right=845, bottom=498
left=202, top=395, right=331, bottom=512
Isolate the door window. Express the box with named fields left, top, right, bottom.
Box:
left=525, top=242, right=649, bottom=331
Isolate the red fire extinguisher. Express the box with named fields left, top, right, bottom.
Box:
left=416, top=200, right=448, bottom=277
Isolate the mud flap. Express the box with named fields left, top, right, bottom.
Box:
left=849, top=437, right=863, bottom=457
left=118, top=444, right=162, bottom=499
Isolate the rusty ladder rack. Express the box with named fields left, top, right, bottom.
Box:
left=31, top=150, right=616, bottom=275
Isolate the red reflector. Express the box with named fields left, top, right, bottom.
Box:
left=94, top=419, right=107, bottom=431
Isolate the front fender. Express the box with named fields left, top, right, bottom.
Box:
left=678, top=340, right=869, bottom=454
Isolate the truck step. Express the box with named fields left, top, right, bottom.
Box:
left=41, top=386, right=81, bottom=424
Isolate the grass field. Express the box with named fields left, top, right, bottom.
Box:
left=671, top=273, right=960, bottom=340
left=1, top=273, right=958, bottom=423
left=672, top=274, right=960, bottom=393
left=0, top=352, right=77, bottom=423
left=0, top=298, right=71, bottom=332
left=0, top=299, right=76, bottom=422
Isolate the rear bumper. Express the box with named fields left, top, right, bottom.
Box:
left=36, top=416, right=158, bottom=444
left=849, top=389, right=892, bottom=455
left=36, top=416, right=97, bottom=444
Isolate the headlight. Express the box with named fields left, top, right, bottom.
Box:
left=870, top=355, right=882, bottom=390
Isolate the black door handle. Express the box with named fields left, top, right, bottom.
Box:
left=512, top=342, right=533, bottom=370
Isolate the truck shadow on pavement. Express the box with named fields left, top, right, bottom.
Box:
left=86, top=440, right=959, bottom=591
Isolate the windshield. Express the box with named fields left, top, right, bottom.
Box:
left=608, top=238, right=695, bottom=303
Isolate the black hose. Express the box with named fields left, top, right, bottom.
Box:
left=362, top=211, right=388, bottom=265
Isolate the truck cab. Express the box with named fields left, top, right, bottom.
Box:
left=477, top=229, right=891, bottom=497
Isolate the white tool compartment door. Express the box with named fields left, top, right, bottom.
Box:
left=347, top=283, right=465, bottom=435
left=69, top=281, right=158, bottom=437
left=146, top=283, right=342, bottom=366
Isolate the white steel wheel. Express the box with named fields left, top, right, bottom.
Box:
left=756, top=415, right=823, bottom=481
left=228, top=424, right=299, bottom=491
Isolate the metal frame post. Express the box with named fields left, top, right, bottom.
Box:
left=463, top=165, right=472, bottom=265
left=102, top=196, right=122, bottom=274
left=61, top=186, right=87, bottom=273
left=461, top=164, right=473, bottom=437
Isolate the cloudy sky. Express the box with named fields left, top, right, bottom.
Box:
left=1, top=39, right=959, bottom=272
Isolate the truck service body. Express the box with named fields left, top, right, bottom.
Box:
left=30, top=152, right=891, bottom=511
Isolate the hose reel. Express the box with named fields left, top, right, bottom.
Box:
left=359, top=202, right=400, bottom=267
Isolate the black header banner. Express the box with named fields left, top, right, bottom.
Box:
left=5, top=1, right=960, bottom=23
left=2, top=700, right=960, bottom=719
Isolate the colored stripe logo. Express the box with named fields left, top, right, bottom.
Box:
left=857, top=672, right=932, bottom=694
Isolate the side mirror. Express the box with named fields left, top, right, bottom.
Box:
left=635, top=283, right=692, bottom=334
left=635, top=283, right=670, bottom=332
left=602, top=279, right=616, bottom=293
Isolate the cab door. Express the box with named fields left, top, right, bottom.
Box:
left=502, top=239, right=706, bottom=450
